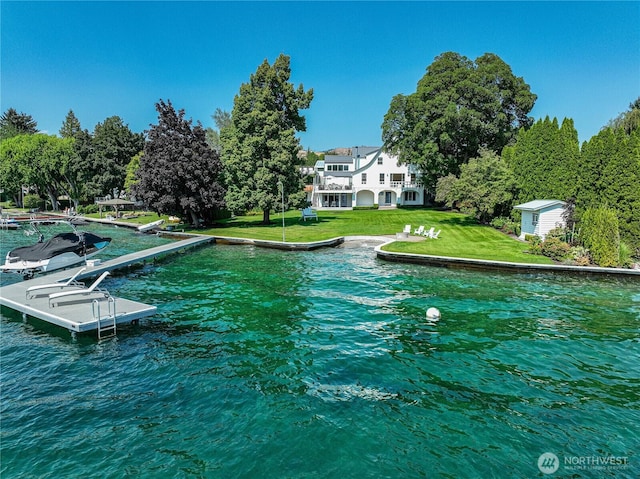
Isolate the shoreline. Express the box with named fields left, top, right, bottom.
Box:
left=21, top=214, right=640, bottom=277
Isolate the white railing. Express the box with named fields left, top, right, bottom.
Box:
left=390, top=181, right=420, bottom=188
left=314, top=183, right=352, bottom=191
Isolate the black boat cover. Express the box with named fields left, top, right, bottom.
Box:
left=9, top=232, right=110, bottom=261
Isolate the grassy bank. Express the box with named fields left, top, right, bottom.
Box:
left=6, top=206, right=552, bottom=264
left=197, top=208, right=554, bottom=265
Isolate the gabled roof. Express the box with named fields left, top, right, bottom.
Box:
left=514, top=200, right=565, bottom=211
left=324, top=155, right=354, bottom=164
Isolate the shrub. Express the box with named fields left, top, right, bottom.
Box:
left=490, top=216, right=520, bottom=236
left=77, top=204, right=99, bottom=214
left=23, top=194, right=42, bottom=210
left=581, top=206, right=620, bottom=267
left=526, top=235, right=542, bottom=255
left=570, top=246, right=591, bottom=266
left=540, top=237, right=571, bottom=261
left=619, top=242, right=634, bottom=268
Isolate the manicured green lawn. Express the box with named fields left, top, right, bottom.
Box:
left=196, top=208, right=554, bottom=265
left=23, top=206, right=552, bottom=264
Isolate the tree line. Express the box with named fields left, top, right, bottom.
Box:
left=1, top=54, right=312, bottom=227
left=1, top=51, right=638, bottom=262
left=382, top=51, right=638, bottom=263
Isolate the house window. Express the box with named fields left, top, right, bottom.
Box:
left=404, top=191, right=417, bottom=202
left=344, top=165, right=349, bottom=171
left=379, top=173, right=385, bottom=184
left=378, top=157, right=383, bottom=165
left=361, top=173, right=367, bottom=185
left=532, top=213, right=539, bottom=225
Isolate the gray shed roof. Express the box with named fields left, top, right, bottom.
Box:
left=514, top=200, right=565, bottom=211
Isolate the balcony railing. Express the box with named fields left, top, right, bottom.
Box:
left=390, top=181, right=421, bottom=188
left=314, top=182, right=352, bottom=191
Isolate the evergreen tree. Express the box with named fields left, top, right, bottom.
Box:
left=133, top=100, right=226, bottom=226
left=581, top=206, right=621, bottom=267
left=0, top=108, right=38, bottom=139
left=86, top=116, right=144, bottom=199
left=59, top=110, right=82, bottom=138
left=221, top=54, right=313, bottom=224
left=579, top=128, right=640, bottom=255
left=503, top=117, right=579, bottom=203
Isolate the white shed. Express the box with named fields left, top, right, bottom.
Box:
left=514, top=200, right=566, bottom=240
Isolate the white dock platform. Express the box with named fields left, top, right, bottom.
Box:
left=0, top=235, right=213, bottom=335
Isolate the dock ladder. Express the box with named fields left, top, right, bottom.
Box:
left=93, top=296, right=117, bottom=340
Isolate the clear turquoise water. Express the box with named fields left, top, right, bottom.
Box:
left=1, top=225, right=639, bottom=478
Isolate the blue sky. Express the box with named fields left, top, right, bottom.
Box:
left=2, top=1, right=638, bottom=151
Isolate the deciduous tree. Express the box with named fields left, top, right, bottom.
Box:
left=382, top=52, right=536, bottom=191
left=435, top=149, right=517, bottom=223
left=0, top=134, right=76, bottom=209
left=221, top=54, right=313, bottom=224
left=133, top=100, right=226, bottom=226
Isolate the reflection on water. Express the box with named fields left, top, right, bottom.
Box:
left=1, top=227, right=639, bottom=478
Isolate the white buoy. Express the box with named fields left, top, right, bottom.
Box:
left=426, top=307, right=441, bottom=320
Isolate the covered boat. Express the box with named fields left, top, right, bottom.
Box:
left=1, top=220, right=111, bottom=277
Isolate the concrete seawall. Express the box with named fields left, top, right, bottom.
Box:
left=81, top=216, right=640, bottom=277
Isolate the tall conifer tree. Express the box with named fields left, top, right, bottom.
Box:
left=221, top=54, right=313, bottom=224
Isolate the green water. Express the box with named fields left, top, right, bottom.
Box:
left=1, top=226, right=639, bottom=478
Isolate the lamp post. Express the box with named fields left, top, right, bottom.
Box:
left=277, top=180, right=285, bottom=243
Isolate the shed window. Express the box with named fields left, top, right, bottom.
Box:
left=532, top=213, right=539, bottom=225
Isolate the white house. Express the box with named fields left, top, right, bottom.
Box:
left=514, top=200, right=566, bottom=240
left=310, top=146, right=425, bottom=209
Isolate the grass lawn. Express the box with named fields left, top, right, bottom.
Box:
left=9, top=206, right=552, bottom=264
left=193, top=208, right=554, bottom=265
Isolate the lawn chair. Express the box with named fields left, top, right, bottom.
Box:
left=301, top=207, right=318, bottom=221
left=429, top=229, right=441, bottom=239
left=413, top=225, right=425, bottom=235
left=26, top=268, right=86, bottom=299
left=423, top=227, right=435, bottom=237
left=49, top=271, right=111, bottom=307
left=403, top=225, right=411, bottom=234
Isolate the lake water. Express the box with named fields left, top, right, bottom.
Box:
left=1, top=224, right=639, bottom=478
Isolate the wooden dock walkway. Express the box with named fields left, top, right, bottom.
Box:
left=0, top=235, right=213, bottom=336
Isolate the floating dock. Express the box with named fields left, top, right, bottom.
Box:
left=0, top=235, right=213, bottom=336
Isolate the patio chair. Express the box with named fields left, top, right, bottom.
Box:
left=413, top=225, right=425, bottom=235
left=301, top=207, right=318, bottom=221
left=49, top=271, right=111, bottom=307
left=26, top=268, right=86, bottom=299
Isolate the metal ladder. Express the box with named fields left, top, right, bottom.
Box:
left=93, top=297, right=117, bottom=340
